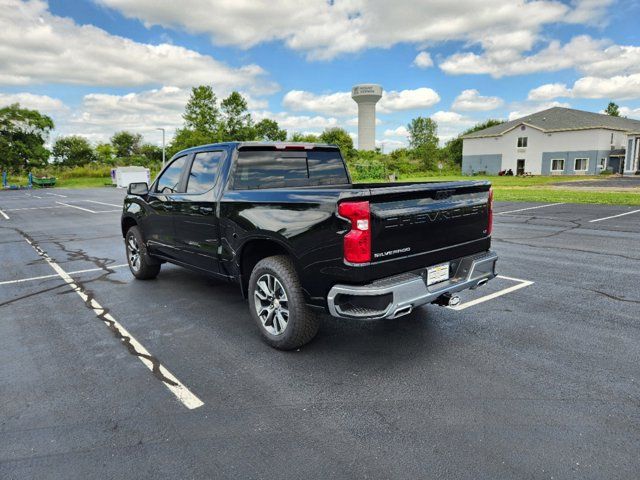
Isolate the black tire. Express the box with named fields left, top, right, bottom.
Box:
left=125, top=226, right=161, bottom=280
left=248, top=255, right=320, bottom=350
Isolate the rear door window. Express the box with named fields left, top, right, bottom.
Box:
left=186, top=151, right=225, bottom=193
left=155, top=155, right=187, bottom=194
left=233, top=149, right=348, bottom=189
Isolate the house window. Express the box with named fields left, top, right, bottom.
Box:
left=610, top=132, right=614, bottom=145
left=517, top=137, right=528, bottom=148
left=551, top=159, right=565, bottom=171
left=600, top=158, right=607, bottom=169
left=574, top=158, right=588, bottom=171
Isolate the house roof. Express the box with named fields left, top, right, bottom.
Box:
left=463, top=107, right=640, bottom=139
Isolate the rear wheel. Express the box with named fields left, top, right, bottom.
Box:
left=125, top=226, right=160, bottom=280
left=248, top=255, right=319, bottom=350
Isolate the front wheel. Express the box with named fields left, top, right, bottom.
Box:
left=248, top=255, right=320, bottom=350
left=125, top=226, right=161, bottom=280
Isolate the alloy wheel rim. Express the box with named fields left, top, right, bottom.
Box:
left=127, top=235, right=141, bottom=272
left=254, top=273, right=289, bottom=336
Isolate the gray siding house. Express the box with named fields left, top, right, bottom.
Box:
left=462, top=107, right=640, bottom=176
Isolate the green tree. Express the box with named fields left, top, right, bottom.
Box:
left=95, top=142, right=116, bottom=164
left=407, top=117, right=441, bottom=170
left=289, top=132, right=319, bottom=142
left=167, top=128, right=213, bottom=158
left=407, top=116, right=439, bottom=149
left=52, top=135, right=95, bottom=167
left=254, top=118, right=286, bottom=141
left=319, top=127, right=354, bottom=158
left=138, top=143, right=163, bottom=163
left=605, top=101, right=620, bottom=117
left=0, top=103, right=54, bottom=173
left=111, top=131, right=142, bottom=158
left=444, top=119, right=504, bottom=166
left=183, top=85, right=220, bottom=133
left=220, top=91, right=254, bottom=141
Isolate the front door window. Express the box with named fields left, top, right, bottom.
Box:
left=517, top=159, right=525, bottom=176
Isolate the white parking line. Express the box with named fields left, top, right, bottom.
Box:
left=5, top=206, right=67, bottom=212
left=23, top=237, right=203, bottom=410
left=449, top=275, right=534, bottom=311
left=496, top=203, right=565, bottom=215
left=44, top=192, right=67, bottom=198
left=589, top=209, right=640, bottom=223
left=0, top=209, right=9, bottom=220
left=56, top=201, right=97, bottom=213
left=85, top=200, right=122, bottom=208
left=0, top=264, right=128, bottom=286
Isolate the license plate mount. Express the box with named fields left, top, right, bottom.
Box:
left=426, top=262, right=450, bottom=286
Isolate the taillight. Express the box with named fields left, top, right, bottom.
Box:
left=338, top=201, right=371, bottom=264
left=487, top=188, right=494, bottom=236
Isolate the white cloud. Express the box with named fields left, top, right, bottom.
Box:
left=96, top=0, right=604, bottom=61
left=507, top=101, right=570, bottom=121
left=377, top=139, right=406, bottom=152
left=0, top=0, right=275, bottom=94
left=430, top=110, right=476, bottom=141
left=527, top=83, right=572, bottom=101
left=384, top=126, right=409, bottom=137
left=571, top=74, right=640, bottom=100
left=380, top=88, right=440, bottom=113
left=49, top=86, right=266, bottom=143
left=283, top=90, right=355, bottom=117
left=452, top=89, right=503, bottom=111
left=0, top=92, right=68, bottom=114
left=440, top=35, right=610, bottom=78
left=618, top=106, right=640, bottom=119
left=252, top=110, right=340, bottom=132
left=413, top=51, right=433, bottom=69
left=283, top=87, right=440, bottom=117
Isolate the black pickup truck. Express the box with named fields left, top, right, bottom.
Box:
left=122, top=142, right=497, bottom=349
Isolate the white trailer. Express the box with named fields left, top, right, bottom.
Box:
left=112, top=167, right=151, bottom=188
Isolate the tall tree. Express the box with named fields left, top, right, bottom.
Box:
left=220, top=91, right=254, bottom=141
left=407, top=117, right=439, bottom=150
left=255, top=119, right=287, bottom=141
left=95, top=143, right=116, bottom=164
left=319, top=127, right=354, bottom=158
left=111, top=131, right=142, bottom=158
left=605, top=101, right=620, bottom=117
left=183, top=85, right=220, bottom=133
left=52, top=135, right=95, bottom=167
left=444, top=119, right=504, bottom=166
left=0, top=103, right=54, bottom=173
left=289, top=132, right=319, bottom=142
left=138, top=144, right=163, bottom=163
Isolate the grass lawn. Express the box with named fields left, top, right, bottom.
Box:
left=4, top=175, right=112, bottom=189
left=5, top=171, right=639, bottom=205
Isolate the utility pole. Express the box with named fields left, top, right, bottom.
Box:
left=156, top=128, right=166, bottom=167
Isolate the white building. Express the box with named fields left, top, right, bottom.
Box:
left=462, top=107, right=640, bottom=176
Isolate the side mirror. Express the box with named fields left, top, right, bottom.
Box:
left=127, top=182, right=149, bottom=196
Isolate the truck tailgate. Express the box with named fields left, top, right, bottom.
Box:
left=366, top=181, right=491, bottom=263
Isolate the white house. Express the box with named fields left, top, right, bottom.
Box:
left=462, top=107, right=640, bottom=176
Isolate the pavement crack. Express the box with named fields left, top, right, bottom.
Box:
left=588, top=289, right=640, bottom=304
left=6, top=226, right=180, bottom=389
left=493, top=237, right=640, bottom=261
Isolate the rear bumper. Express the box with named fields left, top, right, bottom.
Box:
left=326, top=250, right=498, bottom=319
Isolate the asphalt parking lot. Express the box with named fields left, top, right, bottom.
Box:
left=1, top=188, right=639, bottom=479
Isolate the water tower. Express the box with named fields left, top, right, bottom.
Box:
left=351, top=84, right=383, bottom=151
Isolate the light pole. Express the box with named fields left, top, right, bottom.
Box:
left=156, top=127, right=166, bottom=168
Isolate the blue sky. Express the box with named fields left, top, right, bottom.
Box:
left=2, top=0, right=640, bottom=150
